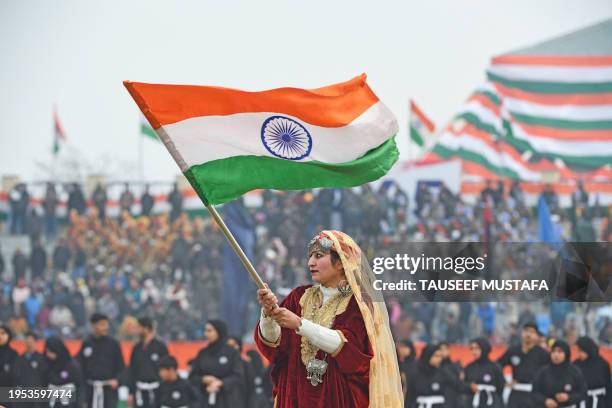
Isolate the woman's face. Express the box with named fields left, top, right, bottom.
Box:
left=46, top=350, right=57, bottom=360
left=429, top=349, right=443, bottom=368
left=204, top=323, right=219, bottom=344
left=397, top=343, right=412, bottom=360
left=551, top=347, right=566, bottom=365
left=469, top=342, right=482, bottom=360
left=308, top=250, right=344, bottom=287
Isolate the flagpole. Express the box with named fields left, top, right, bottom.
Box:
left=205, top=203, right=266, bottom=289
left=153, top=126, right=267, bottom=290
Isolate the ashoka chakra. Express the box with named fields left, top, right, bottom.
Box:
left=261, top=115, right=312, bottom=160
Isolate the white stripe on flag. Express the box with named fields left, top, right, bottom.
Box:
left=510, top=122, right=612, bottom=156
left=161, top=102, right=397, bottom=168
left=504, top=96, right=612, bottom=121
left=489, top=64, right=612, bottom=83
left=475, top=82, right=500, bottom=95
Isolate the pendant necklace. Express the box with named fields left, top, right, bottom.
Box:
left=305, top=286, right=351, bottom=386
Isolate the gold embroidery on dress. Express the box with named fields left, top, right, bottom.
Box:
left=298, top=285, right=352, bottom=366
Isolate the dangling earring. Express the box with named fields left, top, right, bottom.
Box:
left=337, top=279, right=352, bottom=296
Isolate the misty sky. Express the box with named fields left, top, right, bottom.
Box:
left=1, top=0, right=611, bottom=183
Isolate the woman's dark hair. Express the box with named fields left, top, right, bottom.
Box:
left=45, top=336, right=70, bottom=368
left=330, top=250, right=341, bottom=265
left=137, top=317, right=154, bottom=331
left=159, top=355, right=178, bottom=370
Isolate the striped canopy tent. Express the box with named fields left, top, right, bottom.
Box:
left=421, top=18, right=612, bottom=202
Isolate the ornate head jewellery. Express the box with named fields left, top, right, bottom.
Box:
left=307, top=234, right=333, bottom=256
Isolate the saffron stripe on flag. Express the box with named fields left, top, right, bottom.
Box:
left=125, top=74, right=378, bottom=129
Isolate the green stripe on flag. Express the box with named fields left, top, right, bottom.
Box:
left=511, top=112, right=612, bottom=130
left=456, top=113, right=611, bottom=169
left=184, top=137, right=399, bottom=205
left=141, top=123, right=159, bottom=141
left=479, top=90, right=502, bottom=106
left=487, top=72, right=612, bottom=94
left=456, top=113, right=502, bottom=137
left=432, top=144, right=522, bottom=180
left=410, top=126, right=425, bottom=147
left=501, top=132, right=612, bottom=168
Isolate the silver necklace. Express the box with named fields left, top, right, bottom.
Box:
left=304, top=287, right=350, bottom=386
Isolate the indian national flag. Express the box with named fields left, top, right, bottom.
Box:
left=140, top=114, right=158, bottom=141
left=409, top=100, right=435, bottom=147
left=53, top=107, right=66, bottom=155
left=124, top=74, right=399, bottom=205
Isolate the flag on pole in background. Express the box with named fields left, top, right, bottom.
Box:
left=140, top=113, right=158, bottom=141
left=409, top=99, right=435, bottom=147
left=53, top=107, right=66, bottom=155
left=124, top=74, right=399, bottom=205
left=538, top=196, right=561, bottom=244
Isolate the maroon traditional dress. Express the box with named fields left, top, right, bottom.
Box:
left=254, top=285, right=373, bottom=408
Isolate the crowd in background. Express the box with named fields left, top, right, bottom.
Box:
left=0, top=180, right=611, bottom=346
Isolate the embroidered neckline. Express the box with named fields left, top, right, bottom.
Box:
left=298, top=285, right=351, bottom=366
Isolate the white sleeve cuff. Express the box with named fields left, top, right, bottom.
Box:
left=259, top=309, right=281, bottom=344
left=296, top=319, right=346, bottom=355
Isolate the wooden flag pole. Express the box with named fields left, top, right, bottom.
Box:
left=205, top=203, right=266, bottom=289
left=123, top=94, right=268, bottom=292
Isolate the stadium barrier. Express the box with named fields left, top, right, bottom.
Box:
left=10, top=340, right=612, bottom=373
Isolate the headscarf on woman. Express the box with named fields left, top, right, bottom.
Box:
left=45, top=336, right=71, bottom=369
left=206, top=319, right=229, bottom=354
left=418, top=344, right=441, bottom=373
left=321, top=230, right=404, bottom=407
left=472, top=337, right=492, bottom=363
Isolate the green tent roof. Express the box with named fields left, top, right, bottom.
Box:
left=505, top=18, right=612, bottom=56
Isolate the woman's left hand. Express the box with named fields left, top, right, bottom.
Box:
left=270, top=307, right=302, bottom=330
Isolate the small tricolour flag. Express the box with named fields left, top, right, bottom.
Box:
left=124, top=74, right=399, bottom=205
left=53, top=107, right=66, bottom=155
left=409, top=100, right=435, bottom=147
left=140, top=113, right=158, bottom=141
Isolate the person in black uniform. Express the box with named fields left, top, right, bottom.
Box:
left=140, top=185, right=155, bottom=217
left=463, top=337, right=504, bottom=408
left=158, top=355, right=199, bottom=408
left=78, top=313, right=125, bottom=408
left=188, top=320, right=245, bottom=408
left=45, top=336, right=81, bottom=408
left=497, top=323, right=550, bottom=408
left=406, top=343, right=472, bottom=408
left=243, top=349, right=272, bottom=408
left=439, top=342, right=463, bottom=408
left=397, top=340, right=417, bottom=407
left=129, top=317, right=169, bottom=408
left=14, top=331, right=48, bottom=408
left=533, top=340, right=587, bottom=408
left=226, top=335, right=251, bottom=405
left=0, top=325, right=19, bottom=408
left=574, top=336, right=611, bottom=408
